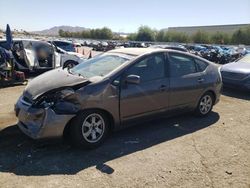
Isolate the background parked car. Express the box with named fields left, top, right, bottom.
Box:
left=220, top=54, right=250, bottom=90
left=0, top=39, right=85, bottom=72
left=186, top=44, right=245, bottom=64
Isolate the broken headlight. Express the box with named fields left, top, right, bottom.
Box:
left=34, top=88, right=76, bottom=108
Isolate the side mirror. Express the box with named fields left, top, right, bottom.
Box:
left=126, top=75, right=140, bottom=84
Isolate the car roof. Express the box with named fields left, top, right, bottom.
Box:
left=108, top=48, right=166, bottom=56
left=108, top=47, right=212, bottom=63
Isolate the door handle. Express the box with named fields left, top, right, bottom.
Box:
left=159, top=85, right=167, bottom=91
left=197, top=78, right=205, bottom=83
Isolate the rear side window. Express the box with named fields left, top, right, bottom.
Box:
left=169, top=52, right=197, bottom=77
left=195, top=58, right=208, bottom=72
left=54, top=41, right=71, bottom=46
left=53, top=41, right=75, bottom=52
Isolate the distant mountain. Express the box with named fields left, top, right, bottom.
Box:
left=33, top=26, right=89, bottom=36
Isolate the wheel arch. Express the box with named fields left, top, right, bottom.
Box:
left=194, top=89, right=217, bottom=110
left=204, top=90, right=216, bottom=104
left=63, top=108, right=115, bottom=138
left=63, top=60, right=79, bottom=66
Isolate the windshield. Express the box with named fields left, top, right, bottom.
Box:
left=70, top=54, right=130, bottom=78
left=237, top=54, right=250, bottom=63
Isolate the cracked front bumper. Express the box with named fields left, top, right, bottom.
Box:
left=15, top=96, right=75, bottom=139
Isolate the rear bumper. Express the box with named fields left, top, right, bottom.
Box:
left=15, top=96, right=74, bottom=139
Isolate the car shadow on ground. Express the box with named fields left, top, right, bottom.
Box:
left=222, top=87, right=250, bottom=100
left=0, top=112, right=219, bottom=176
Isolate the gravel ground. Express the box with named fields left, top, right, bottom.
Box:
left=0, top=85, right=249, bottom=188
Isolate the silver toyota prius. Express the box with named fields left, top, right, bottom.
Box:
left=15, top=48, right=222, bottom=149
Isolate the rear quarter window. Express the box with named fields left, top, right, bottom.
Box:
left=195, top=58, right=208, bottom=72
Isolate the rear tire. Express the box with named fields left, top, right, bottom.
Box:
left=195, top=92, right=214, bottom=117
left=70, top=110, right=110, bottom=149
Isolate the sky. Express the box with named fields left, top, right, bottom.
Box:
left=0, top=0, right=250, bottom=33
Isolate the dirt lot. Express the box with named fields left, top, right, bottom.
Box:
left=0, top=85, right=249, bottom=188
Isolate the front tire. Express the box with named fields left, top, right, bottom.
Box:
left=195, top=92, right=214, bottom=117
left=70, top=110, right=110, bottom=149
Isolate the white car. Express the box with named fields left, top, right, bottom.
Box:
left=0, top=39, right=87, bottom=72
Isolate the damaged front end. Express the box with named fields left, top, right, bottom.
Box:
left=15, top=86, right=85, bottom=139
left=33, top=88, right=81, bottom=114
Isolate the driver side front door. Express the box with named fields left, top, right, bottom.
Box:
left=120, top=53, right=169, bottom=122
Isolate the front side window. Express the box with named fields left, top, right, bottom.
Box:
left=126, top=53, right=165, bottom=83
left=169, top=52, right=197, bottom=77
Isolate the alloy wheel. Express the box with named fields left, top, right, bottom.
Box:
left=81, top=113, right=105, bottom=143
left=199, top=95, right=213, bottom=115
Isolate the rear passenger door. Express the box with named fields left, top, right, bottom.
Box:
left=168, top=52, right=207, bottom=109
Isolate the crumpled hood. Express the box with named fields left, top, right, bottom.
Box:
left=24, top=68, right=88, bottom=100
left=221, top=62, right=250, bottom=74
